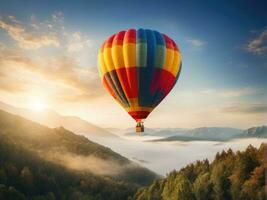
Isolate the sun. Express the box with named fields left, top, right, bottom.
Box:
left=30, top=99, right=46, bottom=111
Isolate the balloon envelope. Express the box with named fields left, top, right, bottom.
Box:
left=98, top=28, right=182, bottom=122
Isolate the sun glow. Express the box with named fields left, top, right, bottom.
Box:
left=30, top=99, right=46, bottom=111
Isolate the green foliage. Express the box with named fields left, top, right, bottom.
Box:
left=193, top=172, right=212, bottom=200
left=162, top=173, right=195, bottom=200
left=0, top=135, right=136, bottom=199
left=132, top=144, right=266, bottom=200
left=0, top=109, right=158, bottom=199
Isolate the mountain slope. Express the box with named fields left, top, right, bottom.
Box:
left=0, top=101, right=117, bottom=140
left=0, top=135, right=135, bottom=200
left=0, top=109, right=158, bottom=187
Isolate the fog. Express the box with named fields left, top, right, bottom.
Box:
left=44, top=152, right=127, bottom=176
left=89, top=135, right=267, bottom=176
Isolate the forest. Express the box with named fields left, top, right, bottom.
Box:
left=0, top=109, right=265, bottom=200
left=132, top=144, right=266, bottom=200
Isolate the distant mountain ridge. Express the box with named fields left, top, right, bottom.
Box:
left=242, top=125, right=267, bottom=138
left=125, top=127, right=243, bottom=139
left=186, top=127, right=243, bottom=139
left=150, top=126, right=267, bottom=142
left=0, top=101, right=117, bottom=140
left=124, top=128, right=188, bottom=137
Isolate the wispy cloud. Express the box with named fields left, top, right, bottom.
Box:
left=223, top=103, right=267, bottom=114
left=186, top=38, right=205, bottom=47
left=52, top=11, right=64, bottom=22
left=45, top=152, right=123, bottom=175
left=246, top=27, right=267, bottom=55
left=217, top=87, right=259, bottom=98
left=0, top=44, right=103, bottom=102
left=67, top=32, right=93, bottom=53
left=199, top=87, right=260, bottom=98
left=0, top=11, right=101, bottom=103
left=0, top=15, right=60, bottom=49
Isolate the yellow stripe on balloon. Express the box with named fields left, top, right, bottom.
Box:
left=98, top=51, right=107, bottom=79
left=123, top=43, right=136, bottom=67
left=163, top=48, right=174, bottom=73
left=170, top=51, right=182, bottom=77
left=111, top=45, right=124, bottom=69
left=103, top=47, right=115, bottom=72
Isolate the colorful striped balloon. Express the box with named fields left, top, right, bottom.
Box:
left=98, top=28, right=182, bottom=128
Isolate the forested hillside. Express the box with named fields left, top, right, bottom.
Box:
left=0, top=137, right=136, bottom=200
left=132, top=144, right=266, bottom=200
left=0, top=109, right=158, bottom=199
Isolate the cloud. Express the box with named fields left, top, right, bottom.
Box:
left=223, top=103, right=267, bottom=114
left=186, top=38, right=204, bottom=47
left=217, top=87, right=259, bottom=98
left=52, top=11, right=64, bottom=22
left=45, top=152, right=123, bottom=175
left=67, top=32, right=93, bottom=52
left=199, top=87, right=259, bottom=98
left=0, top=44, right=103, bottom=102
left=0, top=12, right=103, bottom=106
left=0, top=76, right=26, bottom=92
left=246, top=27, right=267, bottom=55
left=0, top=16, right=60, bottom=49
left=38, top=56, right=103, bottom=99
left=43, top=151, right=141, bottom=176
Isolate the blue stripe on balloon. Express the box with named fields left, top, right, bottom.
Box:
left=145, top=29, right=156, bottom=68
left=137, top=28, right=146, bottom=43
left=154, top=31, right=165, bottom=45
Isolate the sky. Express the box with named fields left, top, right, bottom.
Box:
left=0, top=0, right=266, bottom=129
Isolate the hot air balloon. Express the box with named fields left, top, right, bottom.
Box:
left=98, top=28, right=182, bottom=133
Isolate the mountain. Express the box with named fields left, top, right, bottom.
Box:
left=242, top=126, right=267, bottom=138
left=0, top=133, right=135, bottom=200
left=185, top=127, right=243, bottom=139
left=0, top=110, right=157, bottom=188
left=125, top=127, right=243, bottom=139
left=131, top=144, right=266, bottom=200
left=0, top=101, right=117, bottom=140
left=149, top=126, right=267, bottom=142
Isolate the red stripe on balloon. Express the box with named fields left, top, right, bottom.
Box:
left=172, top=39, right=179, bottom=51
left=126, top=67, right=138, bottom=98
left=115, top=68, right=133, bottom=98
left=128, top=111, right=151, bottom=121
left=113, top=31, right=125, bottom=46
left=158, top=69, right=176, bottom=95
left=105, top=34, right=115, bottom=48
left=150, top=68, right=176, bottom=103
left=162, top=34, right=174, bottom=49
left=124, top=29, right=136, bottom=44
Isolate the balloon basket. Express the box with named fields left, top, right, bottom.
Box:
left=136, top=120, right=144, bottom=133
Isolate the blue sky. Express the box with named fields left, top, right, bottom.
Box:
left=0, top=0, right=266, bottom=128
